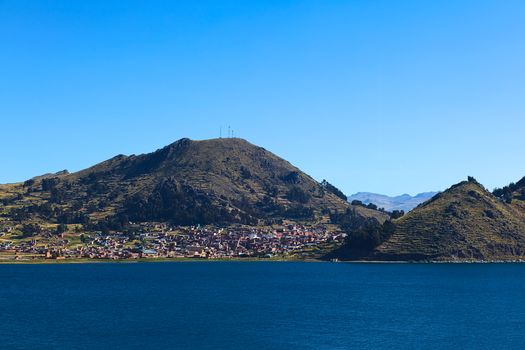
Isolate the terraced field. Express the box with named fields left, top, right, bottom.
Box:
left=373, top=179, right=525, bottom=261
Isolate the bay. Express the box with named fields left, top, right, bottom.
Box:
left=0, top=262, right=524, bottom=349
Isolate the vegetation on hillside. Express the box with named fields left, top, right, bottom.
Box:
left=325, top=208, right=395, bottom=259
left=493, top=176, right=525, bottom=203
left=320, top=180, right=347, bottom=201
left=0, top=138, right=385, bottom=240
left=370, top=177, right=525, bottom=261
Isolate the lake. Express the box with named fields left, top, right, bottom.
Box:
left=0, top=262, right=524, bottom=349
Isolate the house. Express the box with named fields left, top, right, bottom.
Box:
left=186, top=246, right=207, bottom=258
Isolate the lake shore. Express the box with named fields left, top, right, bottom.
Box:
left=0, top=256, right=321, bottom=264
left=1, top=256, right=525, bottom=264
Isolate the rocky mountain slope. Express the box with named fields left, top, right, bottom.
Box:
left=371, top=178, right=525, bottom=261
left=0, top=138, right=386, bottom=232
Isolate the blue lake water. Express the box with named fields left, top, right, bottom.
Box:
left=1, top=262, right=524, bottom=349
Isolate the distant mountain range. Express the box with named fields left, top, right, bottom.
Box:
left=329, top=176, right=525, bottom=262
left=347, top=192, right=438, bottom=212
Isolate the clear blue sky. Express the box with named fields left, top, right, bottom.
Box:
left=1, top=0, right=524, bottom=196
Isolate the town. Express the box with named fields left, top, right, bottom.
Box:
left=0, top=223, right=346, bottom=261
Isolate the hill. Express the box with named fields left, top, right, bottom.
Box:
left=371, top=178, right=525, bottom=261
left=348, top=192, right=438, bottom=212
left=0, top=138, right=387, bottom=234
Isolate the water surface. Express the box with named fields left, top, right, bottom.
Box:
left=0, top=262, right=524, bottom=349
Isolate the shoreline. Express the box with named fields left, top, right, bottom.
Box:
left=0, top=257, right=321, bottom=264
left=1, top=257, right=525, bottom=265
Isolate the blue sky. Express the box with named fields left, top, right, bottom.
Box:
left=1, top=0, right=524, bottom=196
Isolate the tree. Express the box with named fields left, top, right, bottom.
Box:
left=50, top=188, right=66, bottom=204
left=283, top=205, right=314, bottom=220
left=366, top=203, right=378, bottom=210
left=23, top=179, right=35, bottom=187
left=42, top=177, right=60, bottom=191
left=286, top=187, right=311, bottom=204
left=240, top=166, right=252, bottom=179
left=320, top=180, right=347, bottom=200
left=282, top=171, right=301, bottom=184
left=123, top=178, right=231, bottom=225
left=391, top=210, right=405, bottom=219
left=56, top=223, right=68, bottom=235
left=20, top=223, right=41, bottom=238
left=493, top=176, right=525, bottom=203
left=330, top=218, right=396, bottom=259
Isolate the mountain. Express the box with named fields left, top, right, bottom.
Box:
left=371, top=178, right=525, bottom=261
left=348, top=192, right=438, bottom=212
left=5, top=138, right=525, bottom=262
left=0, top=138, right=387, bottom=232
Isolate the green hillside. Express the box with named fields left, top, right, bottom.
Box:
left=372, top=178, right=525, bottom=261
